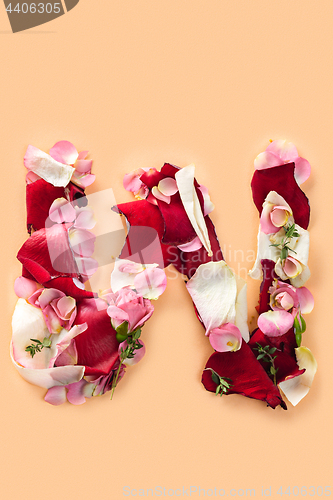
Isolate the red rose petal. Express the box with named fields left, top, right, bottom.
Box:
left=73, top=298, right=119, bottom=376
left=202, top=342, right=287, bottom=409
left=251, top=163, right=310, bottom=229
left=26, top=179, right=65, bottom=233
left=248, top=328, right=304, bottom=384
left=17, top=225, right=78, bottom=283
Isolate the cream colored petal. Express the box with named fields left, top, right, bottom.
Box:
left=249, top=228, right=281, bottom=280
left=186, top=261, right=237, bottom=332
left=24, top=146, right=75, bottom=187
left=263, top=191, right=293, bottom=214
left=10, top=342, right=85, bottom=389
left=279, top=347, right=317, bottom=406
left=175, top=165, right=212, bottom=256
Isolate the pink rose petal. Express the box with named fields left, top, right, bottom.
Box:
left=266, top=140, right=298, bottom=163
left=296, top=287, right=314, bottom=314
left=49, top=140, right=78, bottom=165
left=49, top=198, right=76, bottom=224
left=254, top=151, right=281, bottom=170
left=14, top=277, right=39, bottom=299
left=151, top=186, right=171, bottom=204
left=294, top=157, right=311, bottom=185
left=177, top=236, right=203, bottom=252
left=208, top=323, right=242, bottom=352
left=44, top=386, right=67, bottom=406
left=158, top=178, right=178, bottom=196
left=258, top=310, right=294, bottom=337
left=133, top=268, right=167, bottom=300
left=75, top=159, right=93, bottom=173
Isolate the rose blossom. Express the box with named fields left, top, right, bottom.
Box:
left=106, top=288, right=154, bottom=333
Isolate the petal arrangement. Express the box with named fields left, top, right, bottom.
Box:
left=11, top=139, right=316, bottom=408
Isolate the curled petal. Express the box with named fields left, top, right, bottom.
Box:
left=133, top=267, right=167, bottom=300
left=71, top=171, right=96, bottom=188
left=279, top=347, right=317, bottom=405
left=198, top=185, right=214, bottom=216
left=107, top=305, right=129, bottom=330
left=24, top=145, right=75, bottom=187
left=49, top=140, right=79, bottom=165
left=151, top=186, right=170, bottom=204
left=258, top=310, right=294, bottom=337
left=158, top=178, right=178, bottom=196
left=208, top=323, right=242, bottom=352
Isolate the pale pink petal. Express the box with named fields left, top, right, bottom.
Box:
left=208, top=323, right=242, bottom=352
left=75, top=256, right=98, bottom=278
left=123, top=169, right=145, bottom=193
left=158, top=178, right=178, bottom=196
left=260, top=202, right=280, bottom=234
left=49, top=140, right=78, bottom=165
left=198, top=185, right=215, bottom=216
left=258, top=310, right=294, bottom=337
left=177, top=236, right=203, bottom=252
left=38, top=288, right=64, bottom=309
left=296, top=287, right=314, bottom=314
left=270, top=206, right=290, bottom=227
left=151, top=186, right=171, bottom=204
left=66, top=379, right=94, bottom=405
left=77, top=151, right=89, bottom=160
left=14, top=277, right=39, bottom=299
left=55, top=340, right=78, bottom=366
left=25, top=171, right=41, bottom=184
left=49, top=323, right=88, bottom=368
left=74, top=208, right=96, bottom=230
left=133, top=268, right=167, bottom=300
left=44, top=386, right=67, bottom=405
left=24, top=145, right=75, bottom=187
left=69, top=228, right=96, bottom=257
left=107, top=305, right=129, bottom=330
left=49, top=198, right=76, bottom=224
left=266, top=140, right=298, bottom=163
left=294, top=157, right=311, bottom=184
left=283, top=256, right=303, bottom=278
left=74, top=159, right=93, bottom=173
left=119, top=339, right=146, bottom=366
left=71, top=171, right=96, bottom=188
left=254, top=151, right=281, bottom=170
left=56, top=296, right=76, bottom=320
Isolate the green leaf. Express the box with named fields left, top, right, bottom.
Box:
left=211, top=371, right=220, bottom=385
left=257, top=353, right=266, bottom=360
left=116, top=322, right=129, bottom=338
left=30, top=338, right=42, bottom=344
left=281, top=247, right=288, bottom=261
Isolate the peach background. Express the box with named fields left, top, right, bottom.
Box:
left=1, top=1, right=332, bottom=498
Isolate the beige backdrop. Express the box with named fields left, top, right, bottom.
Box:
left=1, top=1, right=332, bottom=499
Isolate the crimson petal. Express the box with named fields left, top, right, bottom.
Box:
left=251, top=163, right=310, bottom=229
left=17, top=225, right=78, bottom=283
left=202, top=342, right=287, bottom=409
left=72, top=298, right=119, bottom=376
left=248, top=328, right=304, bottom=384
left=115, top=200, right=173, bottom=267
left=257, top=259, right=278, bottom=315
left=26, top=179, right=65, bottom=233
